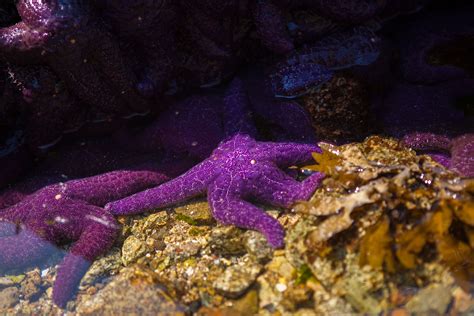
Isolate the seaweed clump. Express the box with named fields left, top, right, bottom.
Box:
left=293, top=136, right=474, bottom=290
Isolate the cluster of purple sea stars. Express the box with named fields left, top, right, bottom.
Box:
left=0, top=0, right=473, bottom=308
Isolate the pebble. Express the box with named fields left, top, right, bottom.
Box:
left=214, top=261, right=262, bottom=298
left=0, top=287, right=19, bottom=310
left=405, top=285, right=452, bottom=315
left=121, top=235, right=146, bottom=265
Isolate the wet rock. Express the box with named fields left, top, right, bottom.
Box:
left=122, top=235, right=146, bottom=265
left=244, top=231, right=273, bottom=263
left=20, top=269, right=42, bottom=300
left=214, top=258, right=262, bottom=298
left=174, top=199, right=215, bottom=226
left=76, top=265, right=186, bottom=315
left=0, top=287, right=19, bottom=310
left=0, top=277, right=14, bottom=289
left=231, top=289, right=259, bottom=315
left=405, top=285, right=452, bottom=315
left=209, top=226, right=247, bottom=256
left=452, top=287, right=474, bottom=314
left=80, top=247, right=122, bottom=288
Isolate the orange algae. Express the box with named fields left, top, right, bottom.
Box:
left=304, top=146, right=342, bottom=176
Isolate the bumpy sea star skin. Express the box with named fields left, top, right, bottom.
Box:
left=285, top=26, right=381, bottom=70
left=8, top=64, right=86, bottom=151
left=269, top=26, right=381, bottom=98
left=99, top=0, right=179, bottom=97
left=0, top=0, right=148, bottom=114
left=106, top=134, right=324, bottom=248
left=0, top=163, right=187, bottom=307
left=251, top=0, right=295, bottom=55
left=402, top=133, right=474, bottom=177
left=397, top=8, right=474, bottom=84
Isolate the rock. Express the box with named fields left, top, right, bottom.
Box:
left=121, top=235, right=146, bottom=265
left=405, top=285, right=452, bottom=315
left=209, top=226, right=247, bottom=256
left=174, top=200, right=214, bottom=226
left=0, top=277, right=14, bottom=289
left=213, top=260, right=262, bottom=298
left=244, top=231, right=273, bottom=263
left=76, top=265, right=185, bottom=315
left=231, top=289, right=259, bottom=315
left=0, top=287, right=19, bottom=310
left=81, top=248, right=122, bottom=288
left=20, top=269, right=42, bottom=300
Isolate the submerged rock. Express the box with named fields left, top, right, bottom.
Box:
left=76, top=265, right=186, bottom=315
left=0, top=287, right=19, bottom=311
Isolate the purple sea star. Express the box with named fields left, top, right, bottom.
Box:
left=402, top=133, right=474, bottom=177
left=396, top=7, right=474, bottom=84
left=98, top=0, right=179, bottom=97
left=0, top=0, right=148, bottom=114
left=375, top=79, right=474, bottom=138
left=0, top=162, right=187, bottom=307
left=106, top=134, right=324, bottom=248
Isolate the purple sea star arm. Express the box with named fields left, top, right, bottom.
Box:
left=0, top=22, right=46, bottom=59
left=52, top=207, right=118, bottom=308
left=0, top=225, right=58, bottom=270
left=252, top=0, right=294, bottom=54
left=222, top=78, right=257, bottom=138
left=256, top=142, right=321, bottom=166
left=450, top=134, right=474, bottom=178
left=64, top=168, right=174, bottom=206
left=251, top=168, right=325, bottom=207
left=397, top=9, right=474, bottom=84
left=105, top=159, right=216, bottom=215
left=402, top=133, right=474, bottom=177
left=208, top=177, right=285, bottom=248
